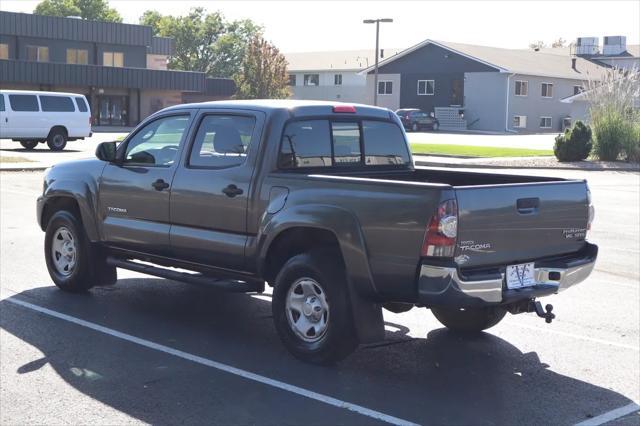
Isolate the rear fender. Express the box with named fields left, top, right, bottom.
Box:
left=258, top=205, right=384, bottom=343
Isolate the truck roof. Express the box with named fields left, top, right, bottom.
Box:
left=162, top=99, right=393, bottom=119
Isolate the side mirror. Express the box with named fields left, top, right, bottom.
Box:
left=95, top=141, right=118, bottom=163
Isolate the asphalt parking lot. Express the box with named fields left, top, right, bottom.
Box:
left=0, top=168, right=638, bottom=425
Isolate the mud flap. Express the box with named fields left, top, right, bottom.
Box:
left=347, top=284, right=385, bottom=344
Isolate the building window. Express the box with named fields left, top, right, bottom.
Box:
left=334, top=74, right=342, bottom=85
left=377, top=81, right=393, bottom=95
left=541, top=83, right=553, bottom=98
left=0, top=43, right=8, bottom=60
left=417, top=80, right=435, bottom=95
left=103, top=51, right=124, bottom=67
left=573, top=85, right=584, bottom=95
left=303, top=74, right=319, bottom=86
left=67, top=48, right=88, bottom=65
left=539, top=116, right=552, bottom=129
left=513, top=115, right=527, bottom=128
left=288, top=74, right=296, bottom=86
left=26, top=45, right=49, bottom=62
left=515, top=80, right=528, bottom=96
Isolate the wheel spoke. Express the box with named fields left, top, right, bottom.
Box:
left=300, top=280, right=317, bottom=297
left=294, top=314, right=314, bottom=337
left=287, top=292, right=305, bottom=313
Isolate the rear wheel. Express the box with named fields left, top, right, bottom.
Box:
left=47, top=128, right=67, bottom=151
left=45, top=210, right=116, bottom=292
left=20, top=141, right=38, bottom=150
left=431, top=306, right=506, bottom=333
left=272, top=250, right=358, bottom=364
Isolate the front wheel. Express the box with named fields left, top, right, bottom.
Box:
left=272, top=250, right=358, bottom=364
left=45, top=210, right=116, bottom=292
left=431, top=306, right=506, bottom=333
left=20, top=141, right=38, bottom=150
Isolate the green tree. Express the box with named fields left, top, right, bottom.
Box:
left=34, top=0, right=122, bottom=22
left=140, top=8, right=262, bottom=78
left=234, top=36, right=289, bottom=99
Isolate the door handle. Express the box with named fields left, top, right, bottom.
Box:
left=517, top=197, right=539, bottom=214
left=152, top=179, right=170, bottom=191
left=222, top=184, right=243, bottom=198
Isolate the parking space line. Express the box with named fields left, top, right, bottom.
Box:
left=507, top=323, right=640, bottom=352
left=5, top=297, right=418, bottom=426
left=575, top=402, right=640, bottom=426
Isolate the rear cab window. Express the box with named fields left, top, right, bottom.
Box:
left=9, top=95, right=40, bottom=112
left=279, top=118, right=410, bottom=169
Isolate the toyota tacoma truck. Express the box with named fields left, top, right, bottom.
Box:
left=37, top=100, right=598, bottom=364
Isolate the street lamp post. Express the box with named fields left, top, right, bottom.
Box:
left=363, top=18, right=393, bottom=106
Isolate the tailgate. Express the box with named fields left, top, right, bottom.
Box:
left=454, top=181, right=589, bottom=268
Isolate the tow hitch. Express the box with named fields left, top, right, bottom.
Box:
left=530, top=301, right=555, bottom=323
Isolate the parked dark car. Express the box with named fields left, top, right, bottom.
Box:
left=37, top=100, right=597, bottom=364
left=396, top=108, right=439, bottom=131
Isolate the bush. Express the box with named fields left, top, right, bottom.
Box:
left=591, top=111, right=632, bottom=161
left=553, top=121, right=593, bottom=162
left=622, top=122, right=640, bottom=163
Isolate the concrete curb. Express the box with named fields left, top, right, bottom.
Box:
left=415, top=160, right=640, bottom=172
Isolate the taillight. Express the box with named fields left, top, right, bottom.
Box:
left=333, top=105, right=356, bottom=113
left=421, top=199, right=458, bottom=257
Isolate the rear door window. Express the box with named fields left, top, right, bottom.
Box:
left=279, top=120, right=332, bottom=168
left=9, top=95, right=39, bottom=112
left=189, top=115, right=256, bottom=168
left=40, top=96, right=75, bottom=112
left=75, top=97, right=88, bottom=112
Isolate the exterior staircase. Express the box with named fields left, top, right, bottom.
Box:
left=435, top=107, right=467, bottom=131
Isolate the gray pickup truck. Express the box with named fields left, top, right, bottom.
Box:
left=37, top=100, right=597, bottom=364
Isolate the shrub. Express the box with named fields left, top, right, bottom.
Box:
left=586, top=67, right=640, bottom=161
left=553, top=121, right=593, bottom=162
left=591, top=111, right=632, bottom=161
left=622, top=122, right=640, bottom=163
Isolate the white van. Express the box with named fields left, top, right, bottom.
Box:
left=0, top=90, right=92, bottom=151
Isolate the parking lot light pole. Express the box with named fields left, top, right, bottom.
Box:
left=363, top=18, right=393, bottom=106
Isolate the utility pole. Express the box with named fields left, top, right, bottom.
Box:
left=363, top=18, right=393, bottom=106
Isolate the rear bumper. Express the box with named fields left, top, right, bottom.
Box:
left=417, top=242, right=598, bottom=307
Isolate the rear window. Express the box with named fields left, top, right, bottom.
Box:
left=9, top=95, right=39, bottom=112
left=279, top=120, right=332, bottom=168
left=279, top=119, right=409, bottom=169
left=40, top=95, right=75, bottom=112
left=362, top=121, right=411, bottom=166
left=75, top=97, right=88, bottom=112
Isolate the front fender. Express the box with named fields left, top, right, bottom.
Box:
left=39, top=178, right=101, bottom=241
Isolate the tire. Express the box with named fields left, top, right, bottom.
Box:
left=20, top=141, right=38, bottom=150
left=44, top=210, right=116, bottom=292
left=272, top=250, right=358, bottom=364
left=411, top=123, right=419, bottom=132
left=431, top=306, right=507, bottom=333
left=47, top=128, right=67, bottom=151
